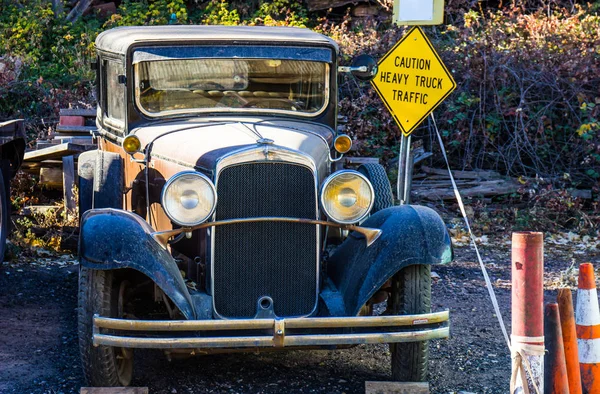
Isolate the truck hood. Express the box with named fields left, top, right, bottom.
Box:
left=132, top=117, right=335, bottom=176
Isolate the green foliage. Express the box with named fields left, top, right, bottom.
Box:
left=0, top=1, right=97, bottom=84
left=197, top=1, right=241, bottom=25
left=253, top=0, right=309, bottom=27
left=192, top=0, right=310, bottom=27
left=105, top=0, right=188, bottom=27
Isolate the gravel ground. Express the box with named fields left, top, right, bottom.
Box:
left=1, top=238, right=599, bottom=394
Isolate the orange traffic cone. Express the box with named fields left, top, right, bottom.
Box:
left=576, top=262, right=600, bottom=393
left=545, top=303, right=570, bottom=393
left=558, top=288, right=583, bottom=394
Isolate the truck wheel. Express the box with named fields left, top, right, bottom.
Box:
left=77, top=150, right=96, bottom=221
left=389, top=264, right=431, bottom=381
left=357, top=163, right=394, bottom=213
left=78, top=267, right=133, bottom=386
left=0, top=170, right=8, bottom=262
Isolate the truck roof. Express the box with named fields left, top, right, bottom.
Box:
left=95, top=25, right=338, bottom=56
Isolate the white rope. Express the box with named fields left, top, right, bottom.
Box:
left=430, top=113, right=543, bottom=394
left=430, top=113, right=511, bottom=348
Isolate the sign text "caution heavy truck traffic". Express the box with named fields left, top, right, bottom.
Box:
left=371, top=27, right=456, bottom=136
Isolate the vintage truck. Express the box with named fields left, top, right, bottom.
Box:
left=78, top=25, right=452, bottom=386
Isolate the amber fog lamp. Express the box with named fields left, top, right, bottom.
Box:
left=122, top=134, right=141, bottom=154
left=334, top=135, right=352, bottom=154
left=321, top=170, right=374, bottom=224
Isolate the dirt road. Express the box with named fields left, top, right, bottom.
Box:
left=1, top=240, right=597, bottom=393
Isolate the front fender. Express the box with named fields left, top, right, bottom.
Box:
left=79, top=208, right=196, bottom=319
left=328, top=205, right=452, bottom=316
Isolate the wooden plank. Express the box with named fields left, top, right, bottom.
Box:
left=62, top=156, right=76, bottom=213
left=24, top=143, right=94, bottom=162
left=412, top=180, right=520, bottom=200
left=36, top=141, right=61, bottom=150
left=80, top=388, right=149, bottom=394
left=420, top=165, right=501, bottom=180
left=365, top=381, right=429, bottom=394
left=66, top=0, right=93, bottom=22
left=0, top=119, right=21, bottom=133
left=55, top=125, right=96, bottom=134
left=40, top=167, right=64, bottom=190
left=52, top=136, right=95, bottom=145
left=21, top=205, right=60, bottom=217
left=21, top=160, right=63, bottom=169
left=0, top=118, right=26, bottom=142
left=60, top=108, right=96, bottom=117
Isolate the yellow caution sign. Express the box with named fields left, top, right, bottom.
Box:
left=371, top=27, right=456, bottom=136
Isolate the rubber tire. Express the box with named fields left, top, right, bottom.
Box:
left=358, top=163, right=394, bottom=213
left=0, top=170, right=8, bottom=262
left=78, top=267, right=133, bottom=386
left=93, top=151, right=123, bottom=209
left=389, top=264, right=431, bottom=381
left=77, top=150, right=97, bottom=221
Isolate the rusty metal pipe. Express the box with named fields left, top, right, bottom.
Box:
left=511, top=231, right=544, bottom=394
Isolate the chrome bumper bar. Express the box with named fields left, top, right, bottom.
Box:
left=93, top=311, right=449, bottom=349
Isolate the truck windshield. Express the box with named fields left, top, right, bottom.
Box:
left=134, top=57, right=329, bottom=117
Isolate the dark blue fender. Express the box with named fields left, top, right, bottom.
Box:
left=328, top=205, right=453, bottom=316
left=78, top=208, right=196, bottom=319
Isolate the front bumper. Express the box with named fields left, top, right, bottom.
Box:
left=93, top=311, right=449, bottom=349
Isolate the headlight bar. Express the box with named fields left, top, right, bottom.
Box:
left=152, top=217, right=382, bottom=249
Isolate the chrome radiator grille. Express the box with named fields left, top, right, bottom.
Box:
left=212, top=162, right=318, bottom=318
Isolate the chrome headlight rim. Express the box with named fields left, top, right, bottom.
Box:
left=320, top=170, right=375, bottom=225
left=161, top=171, right=217, bottom=227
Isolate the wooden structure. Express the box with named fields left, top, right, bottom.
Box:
left=22, top=108, right=97, bottom=213
left=365, top=381, right=430, bottom=394
left=80, top=388, right=149, bottom=394
left=411, top=165, right=520, bottom=202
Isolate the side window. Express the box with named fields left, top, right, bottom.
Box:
left=104, top=60, right=125, bottom=125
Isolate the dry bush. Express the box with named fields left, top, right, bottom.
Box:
left=327, top=6, right=600, bottom=191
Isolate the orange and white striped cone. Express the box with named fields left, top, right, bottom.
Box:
left=558, top=288, right=583, bottom=394
left=576, top=262, right=600, bottom=393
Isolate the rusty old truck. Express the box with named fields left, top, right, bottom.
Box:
left=77, top=25, right=452, bottom=386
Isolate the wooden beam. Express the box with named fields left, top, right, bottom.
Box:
left=365, top=381, right=429, bottom=394
left=24, top=143, right=95, bottom=162
left=55, top=125, right=96, bottom=134
left=0, top=119, right=26, bottom=143
left=21, top=205, right=60, bottom=217
left=62, top=155, right=76, bottom=214
left=412, top=179, right=520, bottom=200
left=80, top=388, right=149, bottom=394
left=59, top=108, right=97, bottom=117
left=40, top=167, right=64, bottom=190
left=66, top=0, right=93, bottom=22
left=420, top=165, right=501, bottom=180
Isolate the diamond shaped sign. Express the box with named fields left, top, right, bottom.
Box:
left=371, top=27, right=456, bottom=136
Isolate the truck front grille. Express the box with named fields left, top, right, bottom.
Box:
left=212, top=162, right=318, bottom=318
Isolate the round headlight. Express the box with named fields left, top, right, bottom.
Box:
left=161, top=172, right=217, bottom=227
left=321, top=170, right=374, bottom=224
